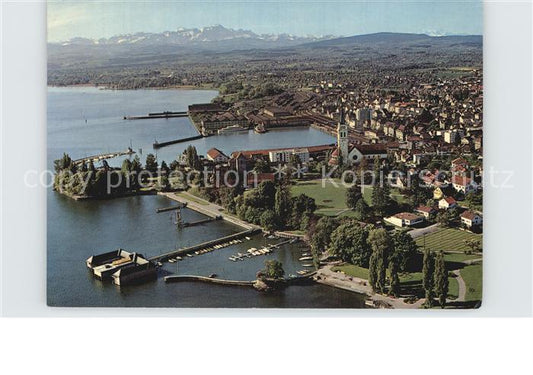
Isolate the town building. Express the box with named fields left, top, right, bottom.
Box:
left=206, top=148, right=229, bottom=164
left=452, top=175, right=477, bottom=194
left=268, top=148, right=310, bottom=164
left=415, top=205, right=437, bottom=219
left=384, top=212, right=425, bottom=227
left=439, top=196, right=458, bottom=210
left=460, top=210, right=483, bottom=228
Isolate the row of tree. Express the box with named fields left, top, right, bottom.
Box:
left=234, top=181, right=316, bottom=232
left=422, top=250, right=449, bottom=308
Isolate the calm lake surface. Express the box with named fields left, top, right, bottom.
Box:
left=47, top=86, right=365, bottom=308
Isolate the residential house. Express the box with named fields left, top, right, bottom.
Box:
left=439, top=196, right=458, bottom=210
left=206, top=148, right=229, bottom=164
left=451, top=175, right=477, bottom=194
left=415, top=205, right=437, bottom=219
left=460, top=210, right=483, bottom=228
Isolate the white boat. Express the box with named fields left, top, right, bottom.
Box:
left=245, top=237, right=251, bottom=240
left=299, top=256, right=313, bottom=261
left=302, top=263, right=314, bottom=267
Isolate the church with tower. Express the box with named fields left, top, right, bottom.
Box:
left=329, top=101, right=388, bottom=166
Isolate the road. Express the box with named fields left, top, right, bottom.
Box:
left=452, top=269, right=467, bottom=302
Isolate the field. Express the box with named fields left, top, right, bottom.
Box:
left=415, top=228, right=483, bottom=253
left=332, top=266, right=459, bottom=299
left=461, top=264, right=483, bottom=302
left=331, top=264, right=369, bottom=279
left=292, top=179, right=350, bottom=216
left=291, top=179, right=407, bottom=217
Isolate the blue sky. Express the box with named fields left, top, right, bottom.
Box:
left=48, top=0, right=483, bottom=42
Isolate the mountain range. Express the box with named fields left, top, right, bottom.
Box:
left=53, top=25, right=336, bottom=48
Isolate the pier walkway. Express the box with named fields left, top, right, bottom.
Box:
left=158, top=191, right=260, bottom=230
left=164, top=275, right=254, bottom=287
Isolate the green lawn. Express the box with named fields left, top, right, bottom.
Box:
left=292, top=179, right=408, bottom=217
left=461, top=264, right=483, bottom=302
left=332, top=264, right=459, bottom=300
left=415, top=228, right=483, bottom=253
left=292, top=179, right=349, bottom=216
left=331, top=264, right=369, bottom=279
left=443, top=253, right=482, bottom=263
left=361, top=186, right=407, bottom=205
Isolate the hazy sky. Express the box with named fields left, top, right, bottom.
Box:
left=48, top=0, right=483, bottom=42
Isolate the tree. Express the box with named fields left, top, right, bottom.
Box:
left=253, top=158, right=271, bottom=173
left=261, top=260, right=285, bottom=280
left=290, top=194, right=316, bottom=230
left=353, top=198, right=371, bottom=221
left=369, top=250, right=378, bottom=292
left=158, top=176, right=170, bottom=191
left=464, top=239, right=482, bottom=254
left=329, top=223, right=371, bottom=267
left=346, top=185, right=362, bottom=210
left=392, top=231, right=418, bottom=271
left=371, top=184, right=392, bottom=217
left=422, top=249, right=435, bottom=308
left=465, top=191, right=482, bottom=211
left=274, top=183, right=292, bottom=228
left=54, top=153, right=74, bottom=173
left=308, top=216, right=338, bottom=254
left=260, top=210, right=278, bottom=232
left=160, top=160, right=169, bottom=174
left=131, top=155, right=142, bottom=173
left=185, top=145, right=202, bottom=170
left=388, top=255, right=401, bottom=297
left=434, top=251, right=449, bottom=308
left=436, top=211, right=450, bottom=227
left=145, top=153, right=158, bottom=173
left=368, top=229, right=392, bottom=293
left=121, top=159, right=132, bottom=174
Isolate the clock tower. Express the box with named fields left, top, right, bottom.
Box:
left=337, top=102, right=349, bottom=165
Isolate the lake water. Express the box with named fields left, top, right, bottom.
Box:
left=47, top=86, right=365, bottom=308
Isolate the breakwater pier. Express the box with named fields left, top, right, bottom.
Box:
left=124, top=111, right=188, bottom=120
left=72, top=148, right=135, bottom=165
left=153, top=134, right=204, bottom=149
left=148, top=228, right=261, bottom=262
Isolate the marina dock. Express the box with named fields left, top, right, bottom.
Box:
left=148, top=228, right=261, bottom=262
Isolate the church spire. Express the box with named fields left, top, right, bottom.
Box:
left=338, top=99, right=345, bottom=124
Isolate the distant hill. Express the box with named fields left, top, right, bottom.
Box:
left=298, top=32, right=482, bottom=48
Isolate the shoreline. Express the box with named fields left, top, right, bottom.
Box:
left=48, top=84, right=219, bottom=92
left=314, top=265, right=425, bottom=309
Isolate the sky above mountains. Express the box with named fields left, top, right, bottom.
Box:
left=48, top=0, right=483, bottom=42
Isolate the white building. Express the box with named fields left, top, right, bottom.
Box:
left=384, top=212, right=425, bottom=227
left=268, top=148, right=310, bottom=164
left=460, top=210, right=483, bottom=228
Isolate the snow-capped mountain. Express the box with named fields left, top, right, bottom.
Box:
left=56, top=25, right=335, bottom=47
